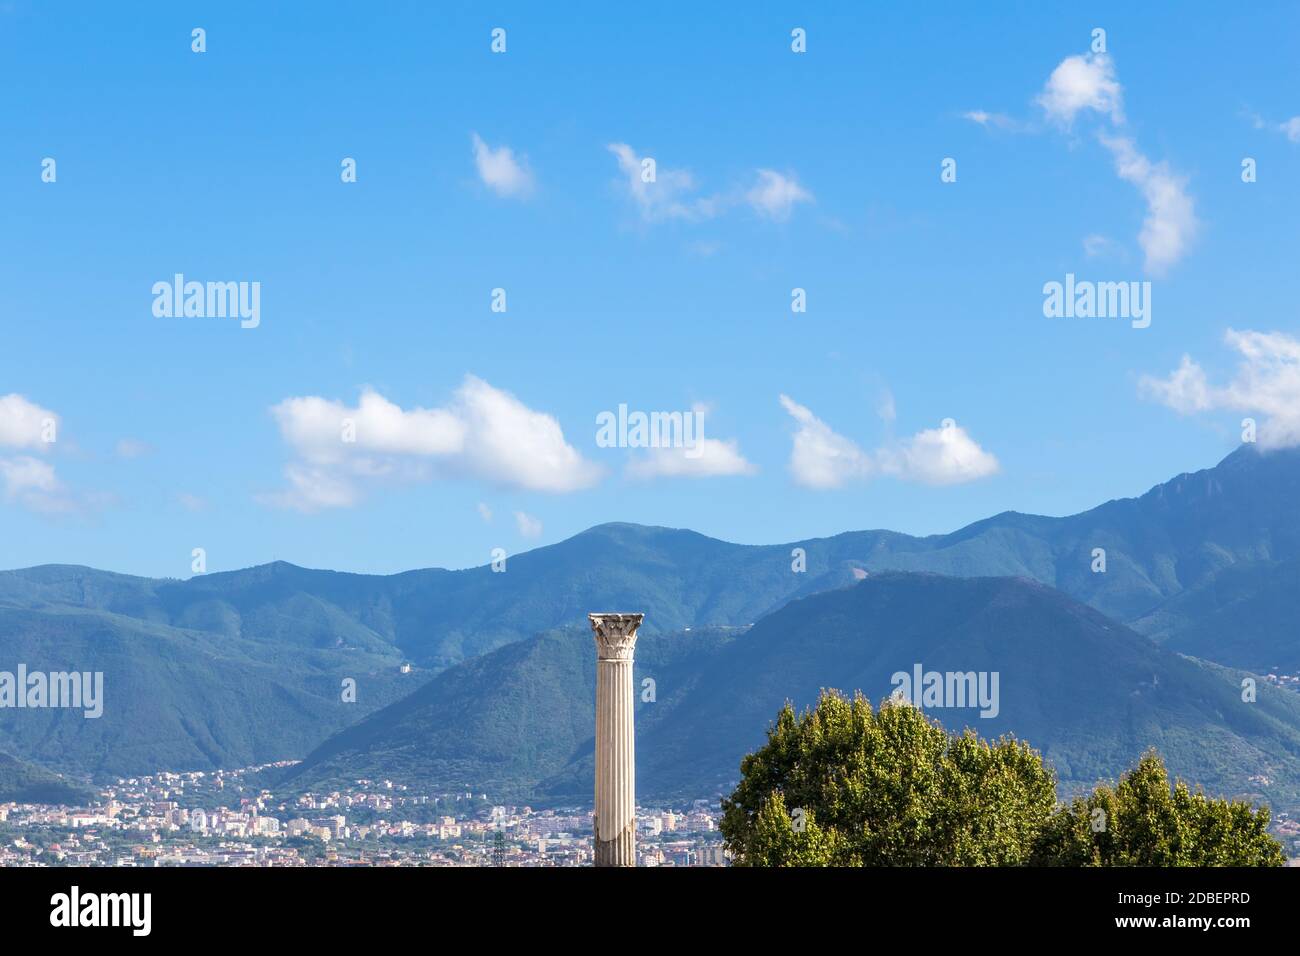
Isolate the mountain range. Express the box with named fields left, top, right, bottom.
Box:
left=283, top=573, right=1300, bottom=810
left=0, top=444, right=1296, bottom=803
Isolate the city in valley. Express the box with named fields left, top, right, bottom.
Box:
left=0, top=762, right=728, bottom=867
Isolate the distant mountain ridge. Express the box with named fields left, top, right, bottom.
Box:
left=283, top=573, right=1300, bottom=810
left=1, top=444, right=1297, bottom=783
left=7, top=445, right=1296, bottom=668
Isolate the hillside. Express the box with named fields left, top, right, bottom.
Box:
left=0, top=752, right=92, bottom=805
left=0, top=604, right=414, bottom=780
left=281, top=626, right=740, bottom=798
left=284, top=573, right=1300, bottom=811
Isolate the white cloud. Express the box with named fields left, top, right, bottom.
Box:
left=264, top=376, right=602, bottom=512
left=1139, top=329, right=1300, bottom=448
left=608, top=144, right=812, bottom=225
left=0, top=394, right=58, bottom=449
left=513, top=510, right=543, bottom=538
left=0, top=394, right=78, bottom=513
left=877, top=388, right=897, bottom=425
left=962, top=110, right=1020, bottom=131
left=626, top=437, right=757, bottom=480
left=270, top=463, right=359, bottom=511
left=1099, top=134, right=1198, bottom=276
left=1139, top=354, right=1210, bottom=414
left=1083, top=233, right=1123, bottom=258
left=0, top=456, right=69, bottom=512
left=477, top=501, right=493, bottom=523
left=1253, top=113, right=1300, bottom=142
left=746, top=170, right=813, bottom=221
left=453, top=376, right=602, bottom=492
left=1035, top=51, right=1196, bottom=276
left=471, top=132, right=535, bottom=199
left=880, top=422, right=1001, bottom=486
left=272, top=390, right=463, bottom=463
left=778, top=395, right=874, bottom=489
left=779, top=395, right=999, bottom=488
left=607, top=142, right=720, bottom=223
left=1036, top=52, right=1123, bottom=126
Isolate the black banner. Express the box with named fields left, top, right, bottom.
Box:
left=0, top=865, right=1287, bottom=942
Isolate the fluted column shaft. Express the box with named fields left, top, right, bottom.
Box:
left=589, top=612, right=643, bottom=867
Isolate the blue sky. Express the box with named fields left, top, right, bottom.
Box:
left=2, top=1, right=1299, bottom=577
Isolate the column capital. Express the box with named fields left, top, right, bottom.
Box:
left=588, top=612, right=644, bottom=661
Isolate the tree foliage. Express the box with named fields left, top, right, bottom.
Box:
left=720, top=690, right=1284, bottom=867
left=1031, top=750, right=1284, bottom=866
left=721, top=690, right=1057, bottom=866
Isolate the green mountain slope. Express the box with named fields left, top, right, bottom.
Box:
left=281, top=626, right=739, bottom=797
left=0, top=604, right=415, bottom=780
left=1137, top=557, right=1300, bottom=671
left=284, top=574, right=1300, bottom=811
left=0, top=752, right=92, bottom=805
left=620, top=574, right=1300, bottom=806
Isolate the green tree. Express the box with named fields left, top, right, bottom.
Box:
left=1031, top=750, right=1284, bottom=866
left=720, top=690, right=1057, bottom=866
left=721, top=692, right=1285, bottom=867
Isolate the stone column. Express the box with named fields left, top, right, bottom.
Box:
left=589, top=612, right=644, bottom=867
